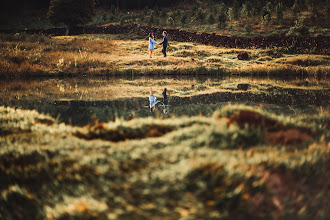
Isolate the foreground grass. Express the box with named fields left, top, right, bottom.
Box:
left=0, top=104, right=329, bottom=219
left=0, top=33, right=329, bottom=77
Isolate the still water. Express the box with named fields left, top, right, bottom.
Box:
left=0, top=75, right=329, bottom=125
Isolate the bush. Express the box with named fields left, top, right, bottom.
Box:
left=160, top=9, right=167, bottom=18
left=47, top=0, right=95, bottom=34
left=325, top=0, right=330, bottom=16
left=167, top=17, right=174, bottom=26
left=231, top=0, right=240, bottom=20
left=240, top=1, right=252, bottom=19
left=196, top=8, right=206, bottom=24
left=286, top=19, right=311, bottom=36
left=276, top=3, right=284, bottom=23
left=180, top=14, right=188, bottom=26
left=207, top=14, right=215, bottom=24
left=292, top=0, right=301, bottom=15
left=261, top=4, right=272, bottom=25
left=218, top=3, right=228, bottom=28
left=143, top=6, right=149, bottom=15
left=228, top=7, right=235, bottom=20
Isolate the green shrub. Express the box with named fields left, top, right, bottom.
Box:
left=231, top=0, right=240, bottom=20
left=240, top=1, right=252, bottom=19
left=276, top=3, right=284, bottom=23
left=180, top=14, right=188, bottom=25
left=286, top=19, right=311, bottom=37
left=196, top=8, right=206, bottom=24
left=160, top=9, right=167, bottom=18
left=292, top=0, right=301, bottom=15
left=47, top=0, right=95, bottom=35
left=218, top=4, right=228, bottom=28
left=167, top=17, right=174, bottom=26
left=207, top=14, right=215, bottom=24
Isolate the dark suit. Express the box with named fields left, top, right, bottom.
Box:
left=159, top=35, right=168, bottom=57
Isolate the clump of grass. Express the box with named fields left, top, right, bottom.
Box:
left=0, top=104, right=328, bottom=219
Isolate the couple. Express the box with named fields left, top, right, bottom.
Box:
left=149, top=87, right=168, bottom=114
left=148, top=31, right=168, bottom=58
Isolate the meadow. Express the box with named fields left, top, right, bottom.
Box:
left=0, top=1, right=329, bottom=217
left=0, top=33, right=329, bottom=77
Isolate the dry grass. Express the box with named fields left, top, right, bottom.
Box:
left=0, top=33, right=329, bottom=77
left=0, top=104, right=329, bottom=219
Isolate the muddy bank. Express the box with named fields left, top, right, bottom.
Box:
left=1, top=88, right=328, bottom=125
left=1, top=24, right=329, bottom=54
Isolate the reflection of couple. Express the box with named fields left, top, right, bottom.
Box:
left=148, top=31, right=168, bottom=58
left=149, top=87, right=168, bottom=114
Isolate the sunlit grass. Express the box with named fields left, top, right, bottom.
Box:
left=0, top=33, right=329, bottom=77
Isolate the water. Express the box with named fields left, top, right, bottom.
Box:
left=0, top=75, right=329, bottom=126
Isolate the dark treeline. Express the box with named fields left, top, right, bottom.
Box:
left=1, top=0, right=325, bottom=12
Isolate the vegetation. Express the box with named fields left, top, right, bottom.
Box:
left=0, top=33, right=328, bottom=77
left=47, top=0, right=96, bottom=35
left=0, top=1, right=328, bottom=219
left=1, top=1, right=329, bottom=37
left=0, top=104, right=328, bottom=219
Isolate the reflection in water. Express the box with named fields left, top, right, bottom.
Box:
left=0, top=74, right=329, bottom=126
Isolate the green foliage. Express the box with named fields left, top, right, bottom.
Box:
left=47, top=0, right=96, bottom=28
left=325, top=0, right=330, bottom=16
left=286, top=19, right=311, bottom=36
left=231, top=0, right=240, bottom=20
left=180, top=14, right=188, bottom=25
left=160, top=9, right=167, bottom=18
left=207, top=14, right=215, bottom=24
left=167, top=16, right=174, bottom=26
left=218, top=3, right=228, bottom=28
left=143, top=6, right=149, bottom=15
left=228, top=7, right=235, bottom=20
left=240, top=1, right=252, bottom=19
left=292, top=0, right=301, bottom=15
left=261, top=3, right=272, bottom=25
left=276, top=2, right=284, bottom=23
left=196, top=8, right=206, bottom=24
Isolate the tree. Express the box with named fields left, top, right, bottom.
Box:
left=232, top=0, right=240, bottom=20
left=196, top=8, right=206, bottom=24
left=240, top=1, right=252, bottom=19
left=180, top=14, right=188, bottom=26
left=218, top=3, right=228, bottom=28
left=207, top=14, right=215, bottom=24
left=167, top=16, right=174, bottom=26
left=48, top=0, right=95, bottom=35
left=292, top=0, right=300, bottom=15
left=276, top=2, right=284, bottom=23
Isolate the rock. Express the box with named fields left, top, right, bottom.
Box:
left=237, top=52, right=249, bottom=60
left=237, top=84, right=250, bottom=91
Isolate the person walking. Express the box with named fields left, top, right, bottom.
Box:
left=158, top=31, right=168, bottom=57
left=148, top=33, right=158, bottom=58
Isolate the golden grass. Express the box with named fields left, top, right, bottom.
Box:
left=0, top=34, right=329, bottom=76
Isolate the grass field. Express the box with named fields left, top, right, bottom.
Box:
left=0, top=33, right=329, bottom=77
left=0, top=104, right=329, bottom=219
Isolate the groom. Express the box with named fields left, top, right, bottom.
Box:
left=158, top=31, right=168, bottom=57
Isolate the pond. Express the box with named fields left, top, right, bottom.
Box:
left=0, top=74, right=329, bottom=126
